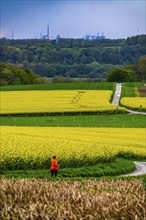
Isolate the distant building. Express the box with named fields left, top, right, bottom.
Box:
left=91, top=35, right=96, bottom=40
left=84, top=33, right=105, bottom=40
left=56, top=34, right=61, bottom=41
left=41, top=35, right=48, bottom=40
left=85, top=35, right=90, bottom=40
left=40, top=25, right=49, bottom=40
left=40, top=32, right=49, bottom=40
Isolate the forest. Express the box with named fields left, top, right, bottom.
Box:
left=0, top=35, right=146, bottom=80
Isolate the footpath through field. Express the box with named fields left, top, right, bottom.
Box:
left=112, top=83, right=146, bottom=115
left=112, top=83, right=146, bottom=176
left=112, top=83, right=121, bottom=105
left=122, top=162, right=146, bottom=176
left=126, top=109, right=146, bottom=115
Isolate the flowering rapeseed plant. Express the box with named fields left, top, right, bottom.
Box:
left=0, top=126, right=145, bottom=169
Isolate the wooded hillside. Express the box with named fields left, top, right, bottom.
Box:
left=0, top=35, right=145, bottom=79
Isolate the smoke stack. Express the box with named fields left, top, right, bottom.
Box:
left=12, top=30, right=14, bottom=39
left=47, top=25, right=49, bottom=39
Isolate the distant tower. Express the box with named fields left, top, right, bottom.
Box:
left=47, top=25, right=49, bottom=39
left=12, top=30, right=14, bottom=39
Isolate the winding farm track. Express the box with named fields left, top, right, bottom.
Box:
left=112, top=83, right=146, bottom=176
left=122, top=162, right=146, bottom=176
left=112, top=83, right=121, bottom=105
left=126, top=109, right=146, bottom=115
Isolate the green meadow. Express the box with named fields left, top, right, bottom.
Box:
left=0, top=114, right=145, bottom=128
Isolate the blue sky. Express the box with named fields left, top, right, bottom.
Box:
left=0, top=0, right=145, bottom=39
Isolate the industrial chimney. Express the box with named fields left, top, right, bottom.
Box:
left=12, top=30, right=14, bottom=40
left=47, top=25, right=49, bottom=40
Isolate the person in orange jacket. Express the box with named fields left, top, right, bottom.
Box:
left=50, top=155, right=59, bottom=177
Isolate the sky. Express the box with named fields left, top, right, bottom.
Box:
left=0, top=0, right=146, bottom=40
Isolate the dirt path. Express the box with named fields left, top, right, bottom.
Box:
left=126, top=109, right=146, bottom=115
left=112, top=84, right=146, bottom=176
left=112, top=83, right=146, bottom=115
left=122, top=162, right=146, bottom=176
left=112, top=83, right=122, bottom=105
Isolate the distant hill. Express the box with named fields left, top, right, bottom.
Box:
left=0, top=35, right=146, bottom=79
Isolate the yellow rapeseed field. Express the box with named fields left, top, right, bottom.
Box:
left=0, top=126, right=145, bottom=169
left=121, top=97, right=146, bottom=110
left=0, top=90, right=120, bottom=114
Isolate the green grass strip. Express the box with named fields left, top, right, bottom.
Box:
left=121, top=82, right=145, bottom=98
left=0, top=114, right=145, bottom=128
left=0, top=158, right=135, bottom=179
left=0, top=82, right=114, bottom=91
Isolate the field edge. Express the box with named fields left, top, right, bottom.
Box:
left=0, top=157, right=136, bottom=179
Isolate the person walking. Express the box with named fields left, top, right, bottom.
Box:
left=50, top=155, right=59, bottom=177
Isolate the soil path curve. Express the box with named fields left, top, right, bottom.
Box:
left=122, top=162, right=146, bottom=176
left=112, top=84, right=146, bottom=176
left=126, top=109, right=146, bottom=115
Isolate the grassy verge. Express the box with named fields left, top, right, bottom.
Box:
left=121, top=82, right=145, bottom=98
left=0, top=114, right=145, bottom=127
left=0, top=82, right=114, bottom=91
left=0, top=158, right=135, bottom=179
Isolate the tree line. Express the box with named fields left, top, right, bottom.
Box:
left=107, top=55, right=146, bottom=82
left=0, top=62, right=50, bottom=86
left=0, top=35, right=145, bottom=79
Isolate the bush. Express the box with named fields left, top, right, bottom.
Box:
left=107, top=68, right=136, bottom=82
left=33, top=77, right=49, bottom=84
